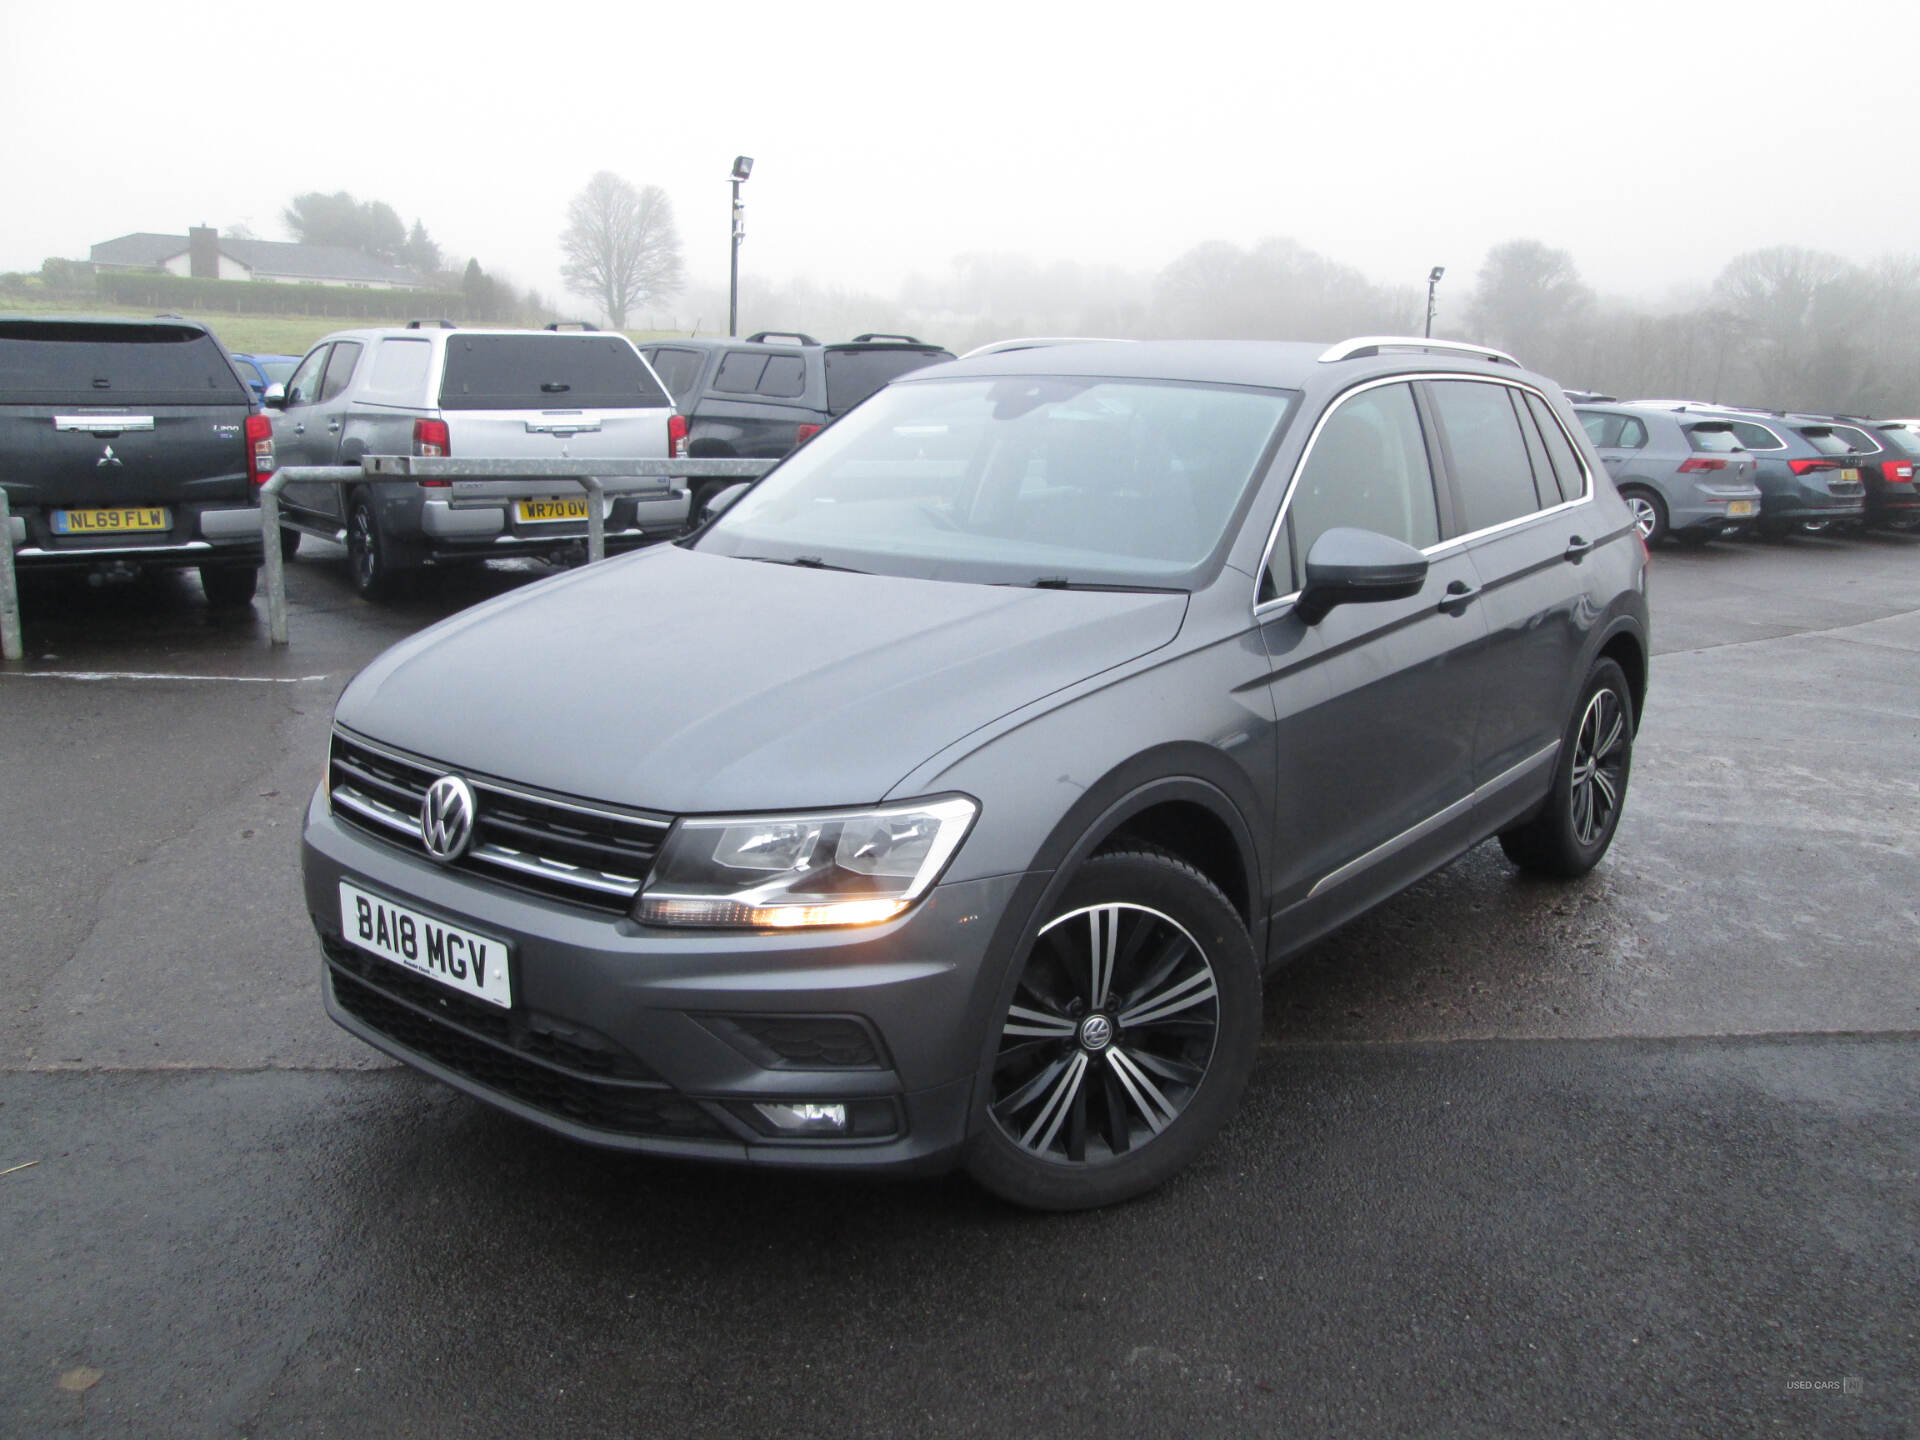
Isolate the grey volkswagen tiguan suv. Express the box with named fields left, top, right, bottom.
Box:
left=303, top=337, right=1650, bottom=1210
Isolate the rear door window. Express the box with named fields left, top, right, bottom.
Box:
left=0, top=321, right=251, bottom=406
left=319, top=341, right=362, bottom=402
left=1580, top=411, right=1646, bottom=449
left=823, top=347, right=953, bottom=415
left=438, top=335, right=669, bottom=410
left=1429, top=380, right=1547, bottom=532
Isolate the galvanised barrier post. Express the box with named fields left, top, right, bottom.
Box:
left=0, top=487, right=21, bottom=662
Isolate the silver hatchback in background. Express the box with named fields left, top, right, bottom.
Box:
left=1575, top=404, right=1762, bottom=545
left=267, top=323, right=689, bottom=596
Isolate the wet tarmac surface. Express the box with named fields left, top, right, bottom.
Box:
left=3, top=531, right=1917, bottom=1436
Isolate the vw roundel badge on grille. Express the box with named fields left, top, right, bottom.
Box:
left=339, top=881, right=512, bottom=1008
left=420, top=775, right=476, bottom=861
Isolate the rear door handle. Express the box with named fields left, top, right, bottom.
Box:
left=327, top=422, right=341, bottom=433
left=1564, top=535, right=1595, bottom=562
left=1439, top=579, right=1481, bottom=616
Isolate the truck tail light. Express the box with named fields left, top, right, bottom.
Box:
left=244, top=413, right=275, bottom=486
left=1787, top=458, right=1836, bottom=475
left=1677, top=457, right=1726, bottom=473
left=413, top=418, right=450, bottom=457
left=668, top=413, right=689, bottom=458
left=796, top=423, right=822, bottom=445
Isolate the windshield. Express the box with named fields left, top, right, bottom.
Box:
left=694, top=376, right=1295, bottom=587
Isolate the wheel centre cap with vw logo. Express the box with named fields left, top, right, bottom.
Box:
left=1078, top=1014, right=1114, bottom=1052
left=420, top=775, right=477, bottom=862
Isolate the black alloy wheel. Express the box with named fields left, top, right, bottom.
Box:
left=966, top=850, right=1260, bottom=1210
left=1500, top=657, right=1635, bottom=878
left=346, top=491, right=399, bottom=600
left=198, top=564, right=259, bottom=608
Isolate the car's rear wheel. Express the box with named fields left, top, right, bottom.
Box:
left=199, top=564, right=258, bottom=608
left=965, top=850, right=1260, bottom=1211
left=347, top=490, right=403, bottom=600
left=1499, top=658, right=1634, bottom=879
left=1619, top=487, right=1667, bottom=545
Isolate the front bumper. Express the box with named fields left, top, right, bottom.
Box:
left=303, top=790, right=1024, bottom=1172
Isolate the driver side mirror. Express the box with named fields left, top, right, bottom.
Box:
left=263, top=382, right=287, bottom=409
left=1295, top=527, right=1429, bottom=625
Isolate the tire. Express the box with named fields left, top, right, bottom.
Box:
left=1499, top=658, right=1634, bottom=879
left=1619, top=487, right=1667, bottom=545
left=279, top=526, right=301, bottom=560
left=199, top=564, right=259, bottom=608
left=346, top=490, right=404, bottom=600
left=964, top=850, right=1261, bottom=1211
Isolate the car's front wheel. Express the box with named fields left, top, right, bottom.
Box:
left=1499, top=657, right=1634, bottom=878
left=965, top=850, right=1261, bottom=1211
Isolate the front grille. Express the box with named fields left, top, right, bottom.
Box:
left=709, top=1013, right=889, bottom=1070
left=329, top=729, right=670, bottom=913
left=328, top=960, right=726, bottom=1140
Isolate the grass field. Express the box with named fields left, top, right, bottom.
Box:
left=1, top=292, right=682, bottom=355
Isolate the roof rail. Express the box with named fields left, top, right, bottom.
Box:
left=544, top=320, right=598, bottom=331
left=405, top=318, right=459, bottom=330
left=744, top=330, right=820, bottom=346
left=1318, top=336, right=1520, bottom=367
left=849, top=332, right=925, bottom=345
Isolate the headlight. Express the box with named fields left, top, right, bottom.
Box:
left=635, top=796, right=978, bottom=929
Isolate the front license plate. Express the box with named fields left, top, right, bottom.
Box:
left=51, top=506, right=168, bottom=534
left=515, top=497, right=589, bottom=523
left=339, top=880, right=512, bottom=1009
left=1726, top=500, right=1757, bottom=517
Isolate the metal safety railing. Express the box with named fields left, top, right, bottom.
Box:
left=0, top=456, right=774, bottom=660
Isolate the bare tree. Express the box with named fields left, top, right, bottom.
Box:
left=559, top=173, right=683, bottom=328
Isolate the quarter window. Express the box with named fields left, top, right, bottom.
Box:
left=1430, top=380, right=1546, bottom=533
left=1523, top=393, right=1585, bottom=503
left=1274, top=382, right=1439, bottom=596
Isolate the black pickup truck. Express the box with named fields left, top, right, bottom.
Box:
left=0, top=316, right=270, bottom=606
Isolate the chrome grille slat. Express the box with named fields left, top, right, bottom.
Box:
left=328, top=730, right=667, bottom=913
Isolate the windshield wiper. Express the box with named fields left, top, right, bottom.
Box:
left=1011, top=577, right=1186, bottom=593
left=740, top=554, right=868, bottom=574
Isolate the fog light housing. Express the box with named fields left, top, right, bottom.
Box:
left=754, top=1101, right=847, bottom=1134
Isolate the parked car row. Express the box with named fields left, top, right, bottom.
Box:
left=1572, top=397, right=1918, bottom=544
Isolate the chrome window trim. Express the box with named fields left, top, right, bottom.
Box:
left=1251, top=373, right=1596, bottom=620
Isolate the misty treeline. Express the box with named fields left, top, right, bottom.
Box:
left=653, top=237, right=1920, bottom=418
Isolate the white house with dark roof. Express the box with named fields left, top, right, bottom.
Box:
left=89, top=226, right=425, bottom=290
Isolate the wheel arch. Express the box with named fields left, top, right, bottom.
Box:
left=1596, top=625, right=1648, bottom=733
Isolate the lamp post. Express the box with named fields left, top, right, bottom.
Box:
left=728, top=155, right=753, bottom=337
left=1424, top=265, right=1445, bottom=339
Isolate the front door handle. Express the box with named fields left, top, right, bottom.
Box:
left=327, top=422, right=341, bottom=433
left=1564, top=535, right=1594, bottom=562
left=1439, top=579, right=1481, bottom=616
left=292, top=423, right=305, bottom=435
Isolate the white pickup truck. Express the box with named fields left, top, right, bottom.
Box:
left=267, top=322, right=689, bottom=597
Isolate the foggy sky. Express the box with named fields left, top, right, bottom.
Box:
left=4, top=0, right=1914, bottom=320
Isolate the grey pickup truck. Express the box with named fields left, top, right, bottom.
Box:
left=268, top=324, right=689, bottom=597
left=0, top=316, right=270, bottom=606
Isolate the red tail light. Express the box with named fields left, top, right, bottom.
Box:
left=1889, top=463, right=1914, bottom=483
left=413, top=418, right=450, bottom=457
left=796, top=423, right=822, bottom=446
left=1787, top=458, right=1836, bottom=475
left=244, top=413, right=274, bottom=486
left=668, top=413, right=689, bottom=458
left=1677, top=457, right=1726, bottom=473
